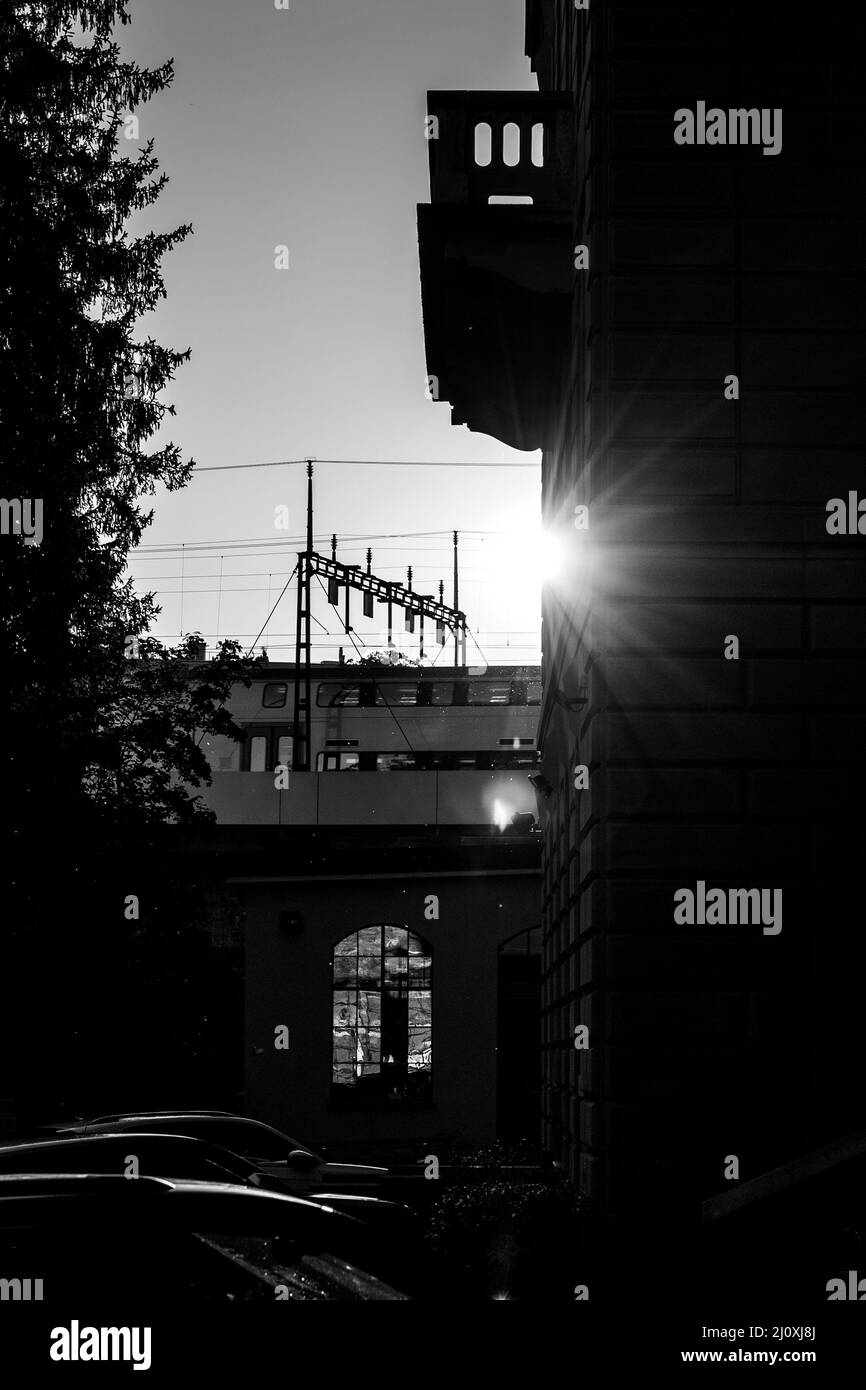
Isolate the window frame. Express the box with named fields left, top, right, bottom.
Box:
left=261, top=682, right=289, bottom=709
left=243, top=725, right=296, bottom=771
left=330, top=925, right=433, bottom=1107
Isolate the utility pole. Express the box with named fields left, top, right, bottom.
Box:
left=293, top=459, right=315, bottom=770
left=453, top=530, right=459, bottom=668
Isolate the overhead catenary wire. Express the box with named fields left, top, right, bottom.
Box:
left=191, top=457, right=538, bottom=473
left=132, top=529, right=525, bottom=554
left=245, top=562, right=298, bottom=658
left=312, top=571, right=416, bottom=754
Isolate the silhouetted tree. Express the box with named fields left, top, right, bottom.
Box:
left=0, top=4, right=254, bottom=1121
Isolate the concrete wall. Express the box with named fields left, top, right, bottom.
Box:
left=201, top=770, right=536, bottom=828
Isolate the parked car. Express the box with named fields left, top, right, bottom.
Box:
left=0, top=1132, right=264, bottom=1186
left=0, top=1132, right=420, bottom=1248
left=0, top=1173, right=410, bottom=1301
left=53, top=1111, right=389, bottom=1196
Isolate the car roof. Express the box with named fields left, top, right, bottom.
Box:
left=88, top=1109, right=237, bottom=1122
left=0, top=1172, right=352, bottom=1218
left=59, top=1113, right=317, bottom=1157
left=0, top=1131, right=256, bottom=1167
left=63, top=1112, right=282, bottom=1132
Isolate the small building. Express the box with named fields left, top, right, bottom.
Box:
left=195, top=663, right=543, bottom=1156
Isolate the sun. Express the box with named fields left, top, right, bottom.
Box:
left=522, top=524, right=566, bottom=591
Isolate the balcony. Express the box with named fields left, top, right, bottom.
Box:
left=418, top=91, right=573, bottom=451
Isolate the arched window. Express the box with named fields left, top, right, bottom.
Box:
left=331, top=926, right=432, bottom=1103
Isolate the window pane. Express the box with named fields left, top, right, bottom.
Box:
left=360, top=684, right=385, bottom=708
left=317, top=683, right=360, bottom=707
left=357, top=992, right=381, bottom=1029
left=339, top=752, right=360, bottom=770
left=356, top=1030, right=381, bottom=1070
left=333, top=956, right=356, bottom=987
left=428, top=682, right=453, bottom=705
left=376, top=753, right=417, bottom=771
left=358, top=926, right=381, bottom=955
left=249, top=736, right=267, bottom=772
left=357, top=955, right=381, bottom=988
left=334, top=933, right=358, bottom=957
left=468, top=681, right=511, bottom=704
left=384, top=926, right=407, bottom=953
left=384, top=956, right=408, bottom=993
left=409, top=955, right=431, bottom=989
left=408, top=991, right=432, bottom=1069
left=407, top=932, right=428, bottom=955
left=262, top=683, right=288, bottom=708
left=333, top=991, right=355, bottom=1026
left=380, top=684, right=418, bottom=706
left=526, top=680, right=542, bottom=705
left=276, top=736, right=293, bottom=767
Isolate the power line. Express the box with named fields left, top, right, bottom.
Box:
left=192, top=457, right=538, bottom=474
left=312, top=572, right=416, bottom=753
left=132, top=529, right=525, bottom=553
left=246, top=562, right=298, bottom=657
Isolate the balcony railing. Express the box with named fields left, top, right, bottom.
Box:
left=426, top=91, right=572, bottom=208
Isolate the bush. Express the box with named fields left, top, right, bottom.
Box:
left=426, top=1177, right=585, bottom=1300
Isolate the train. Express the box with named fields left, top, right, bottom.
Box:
left=201, top=663, right=542, bottom=775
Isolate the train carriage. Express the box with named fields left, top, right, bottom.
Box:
left=202, top=664, right=542, bottom=776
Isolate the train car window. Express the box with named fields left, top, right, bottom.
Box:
left=425, top=752, right=459, bottom=770
left=317, top=683, right=360, bottom=706
left=506, top=750, right=539, bottom=768
left=360, top=684, right=385, bottom=708
left=380, top=683, right=419, bottom=707
left=526, top=680, right=542, bottom=705
left=262, top=683, right=288, bottom=708
left=510, top=680, right=528, bottom=704
left=376, top=753, right=418, bottom=771
left=248, top=736, right=268, bottom=772
left=428, top=682, right=453, bottom=705
left=276, top=735, right=293, bottom=767
left=467, top=681, right=511, bottom=705
left=316, top=752, right=360, bottom=771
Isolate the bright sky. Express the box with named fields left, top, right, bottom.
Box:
left=120, top=0, right=542, bottom=667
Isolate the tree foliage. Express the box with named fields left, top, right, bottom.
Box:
left=2, top=2, right=196, bottom=812
left=0, top=3, right=256, bottom=1118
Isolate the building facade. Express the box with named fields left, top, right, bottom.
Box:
left=193, top=663, right=543, bottom=1156
left=418, top=0, right=866, bottom=1220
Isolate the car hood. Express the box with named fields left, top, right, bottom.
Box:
left=320, top=1161, right=388, bottom=1179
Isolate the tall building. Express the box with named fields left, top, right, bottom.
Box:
left=418, top=0, right=866, bottom=1228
